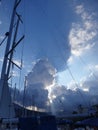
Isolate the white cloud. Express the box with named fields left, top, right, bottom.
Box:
left=79, top=64, right=98, bottom=90
left=69, top=4, right=98, bottom=56
left=67, top=55, right=74, bottom=64
left=89, top=65, right=98, bottom=79
left=26, top=59, right=56, bottom=87
left=67, top=80, right=78, bottom=90
left=75, top=5, right=84, bottom=15
left=20, top=59, right=56, bottom=109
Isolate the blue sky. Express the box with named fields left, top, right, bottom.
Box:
left=0, top=0, right=98, bottom=111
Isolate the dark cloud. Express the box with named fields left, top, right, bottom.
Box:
left=33, top=34, right=71, bottom=71
left=50, top=71, right=98, bottom=115
left=50, top=86, right=91, bottom=115
left=25, top=84, right=49, bottom=108
left=11, top=59, right=98, bottom=115
left=24, top=0, right=72, bottom=72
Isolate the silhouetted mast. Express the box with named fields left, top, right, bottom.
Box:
left=0, top=0, right=24, bottom=118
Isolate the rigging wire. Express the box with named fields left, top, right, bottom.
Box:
left=79, top=55, right=97, bottom=80
left=35, top=2, right=89, bottom=110
left=13, top=1, right=25, bottom=110
left=18, top=0, right=25, bottom=91
left=48, top=22, right=89, bottom=109
left=47, top=35, right=80, bottom=108
left=76, top=55, right=98, bottom=108
left=7, top=0, right=25, bottom=102
left=67, top=65, right=89, bottom=107
left=14, top=1, right=93, bottom=112
left=13, top=83, right=17, bottom=102
left=18, top=38, right=24, bottom=92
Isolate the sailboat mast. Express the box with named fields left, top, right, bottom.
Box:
left=0, top=0, right=23, bottom=118
left=7, top=15, right=20, bottom=78
left=0, top=0, right=19, bottom=100
left=1, top=0, right=18, bottom=78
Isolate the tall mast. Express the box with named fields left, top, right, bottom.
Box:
left=0, top=0, right=24, bottom=118
left=0, top=0, right=18, bottom=100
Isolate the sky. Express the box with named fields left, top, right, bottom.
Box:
left=0, top=0, right=98, bottom=114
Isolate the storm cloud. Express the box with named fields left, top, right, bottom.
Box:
left=13, top=59, right=98, bottom=116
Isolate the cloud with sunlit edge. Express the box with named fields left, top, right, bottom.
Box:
left=20, top=59, right=56, bottom=109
